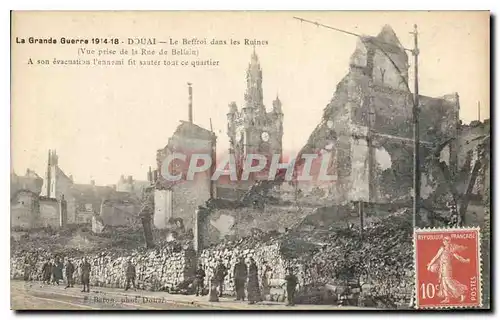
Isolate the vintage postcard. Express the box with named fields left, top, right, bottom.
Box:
left=10, top=11, right=490, bottom=311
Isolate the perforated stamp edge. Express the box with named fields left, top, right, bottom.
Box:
left=413, top=226, right=482, bottom=310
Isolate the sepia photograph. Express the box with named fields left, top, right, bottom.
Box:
left=10, top=11, right=490, bottom=311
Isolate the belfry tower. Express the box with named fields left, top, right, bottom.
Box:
left=227, top=49, right=284, bottom=175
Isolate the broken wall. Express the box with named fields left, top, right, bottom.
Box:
left=155, top=126, right=214, bottom=231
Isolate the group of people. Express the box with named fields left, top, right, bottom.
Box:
left=24, top=253, right=299, bottom=306
left=194, top=257, right=299, bottom=306
left=25, top=256, right=93, bottom=293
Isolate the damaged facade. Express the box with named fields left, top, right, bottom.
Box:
left=39, top=149, right=144, bottom=227
left=154, top=121, right=216, bottom=231
left=298, top=25, right=460, bottom=204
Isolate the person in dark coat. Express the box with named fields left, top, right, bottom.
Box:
left=81, top=257, right=91, bottom=292
left=284, top=267, right=298, bottom=306
left=65, top=258, right=75, bottom=289
left=41, top=259, right=52, bottom=285
left=214, top=259, right=228, bottom=297
left=52, top=258, right=63, bottom=285
left=125, top=259, right=136, bottom=291
left=233, top=257, right=248, bottom=301
left=194, top=263, right=206, bottom=296
left=23, top=254, right=33, bottom=282
left=247, top=258, right=261, bottom=304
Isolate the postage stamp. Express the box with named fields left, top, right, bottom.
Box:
left=414, top=227, right=482, bottom=309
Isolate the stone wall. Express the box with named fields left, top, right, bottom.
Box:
left=11, top=224, right=416, bottom=306
left=202, top=205, right=313, bottom=247
left=38, top=198, right=62, bottom=228
left=11, top=191, right=38, bottom=229
left=199, top=241, right=304, bottom=301
left=100, top=201, right=141, bottom=227
left=11, top=246, right=196, bottom=291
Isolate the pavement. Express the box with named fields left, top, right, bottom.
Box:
left=11, top=280, right=374, bottom=310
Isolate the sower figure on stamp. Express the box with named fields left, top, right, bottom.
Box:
left=284, top=267, right=298, bottom=306
left=427, top=236, right=470, bottom=303
left=233, top=256, right=248, bottom=301
left=194, top=263, right=206, bottom=296
left=81, top=257, right=91, bottom=293
left=125, top=259, right=136, bottom=291
left=247, top=258, right=261, bottom=304
left=64, top=258, right=75, bottom=289
left=214, top=259, right=228, bottom=297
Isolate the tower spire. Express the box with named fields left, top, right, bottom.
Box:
left=245, top=49, right=264, bottom=109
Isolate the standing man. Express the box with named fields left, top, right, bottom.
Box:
left=23, top=253, right=32, bottom=282
left=233, top=257, right=248, bottom=301
left=65, top=258, right=75, bottom=289
left=247, top=258, right=261, bottom=304
left=194, top=263, right=206, bottom=296
left=81, top=257, right=91, bottom=293
left=284, top=267, right=298, bottom=306
left=41, top=258, right=52, bottom=285
left=124, top=259, right=136, bottom=291
left=214, top=259, right=228, bottom=297
left=52, top=258, right=63, bottom=285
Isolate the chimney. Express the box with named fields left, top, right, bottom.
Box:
left=188, top=82, right=193, bottom=123
left=46, top=150, right=51, bottom=198
left=147, top=166, right=153, bottom=183
left=153, top=170, right=158, bottom=182
left=90, top=180, right=95, bottom=186
left=128, top=175, right=133, bottom=184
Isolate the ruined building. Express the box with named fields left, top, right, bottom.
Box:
left=155, top=121, right=216, bottom=231
left=154, top=84, right=217, bottom=232
left=40, top=150, right=142, bottom=226
left=11, top=169, right=43, bottom=198
left=116, top=174, right=150, bottom=198
left=298, top=25, right=460, bottom=204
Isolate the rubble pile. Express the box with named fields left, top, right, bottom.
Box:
left=211, top=205, right=313, bottom=238
left=11, top=227, right=146, bottom=256
left=11, top=208, right=415, bottom=306
left=302, top=209, right=414, bottom=306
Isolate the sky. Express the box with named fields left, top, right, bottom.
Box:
left=11, top=11, right=490, bottom=185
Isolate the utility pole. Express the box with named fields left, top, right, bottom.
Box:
left=358, top=201, right=364, bottom=240
left=188, top=82, right=193, bottom=123
left=411, top=25, right=421, bottom=229
left=209, top=118, right=216, bottom=199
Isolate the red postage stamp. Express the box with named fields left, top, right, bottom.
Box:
left=414, top=227, right=482, bottom=309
